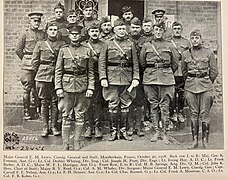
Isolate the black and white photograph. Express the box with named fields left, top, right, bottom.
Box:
left=2, top=0, right=228, bottom=179
left=3, top=0, right=223, bottom=152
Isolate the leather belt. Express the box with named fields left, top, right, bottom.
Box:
left=64, top=70, right=87, bottom=76
left=108, top=62, right=133, bottom=67
left=146, top=63, right=170, bottom=68
left=188, top=72, right=208, bottom=78
left=24, top=52, right=33, bottom=55
left=40, top=61, right=55, bottom=65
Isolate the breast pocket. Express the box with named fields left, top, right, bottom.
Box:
left=161, top=48, right=171, bottom=60
left=123, top=46, right=132, bottom=60
left=108, top=47, right=119, bottom=58
left=198, top=57, right=209, bottom=70
left=145, top=50, right=156, bottom=62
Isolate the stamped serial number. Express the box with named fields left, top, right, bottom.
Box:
left=20, top=146, right=44, bottom=151
left=22, top=136, right=38, bottom=141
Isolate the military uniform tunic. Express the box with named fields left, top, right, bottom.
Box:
left=32, top=38, right=65, bottom=101
left=139, top=38, right=178, bottom=128
left=16, top=28, right=45, bottom=91
left=99, top=37, right=139, bottom=112
left=182, top=46, right=218, bottom=123
left=85, top=39, right=108, bottom=126
left=55, top=43, right=94, bottom=123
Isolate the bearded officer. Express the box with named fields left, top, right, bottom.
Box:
left=55, top=24, right=94, bottom=150
left=140, top=22, right=178, bottom=144
left=15, top=11, right=45, bottom=120
left=83, top=21, right=108, bottom=138
left=99, top=19, right=140, bottom=141
left=182, top=30, right=218, bottom=149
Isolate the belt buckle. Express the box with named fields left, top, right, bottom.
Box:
left=154, top=63, right=159, bottom=68
left=73, top=70, right=79, bottom=75
left=120, top=62, right=125, bottom=67
left=196, top=72, right=201, bottom=78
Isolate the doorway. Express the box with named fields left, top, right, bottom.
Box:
left=108, top=0, right=145, bottom=21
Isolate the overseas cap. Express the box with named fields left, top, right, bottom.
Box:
left=67, top=9, right=76, bottom=16
left=113, top=19, right=125, bottom=27
left=122, top=6, right=132, bottom=14
left=172, top=21, right=183, bottom=27
left=88, top=20, right=101, bottom=30
left=28, top=11, right=43, bottom=20
left=131, top=17, right=141, bottom=26
left=190, top=29, right=202, bottom=37
left=142, top=18, right=152, bottom=23
left=54, top=2, right=65, bottom=11
left=152, top=9, right=166, bottom=16
left=153, top=22, right=166, bottom=29
left=100, top=16, right=111, bottom=24
left=83, top=3, right=93, bottom=10
left=67, top=24, right=83, bottom=33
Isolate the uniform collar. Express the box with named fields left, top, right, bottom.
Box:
left=143, top=32, right=152, bottom=36
left=89, top=38, right=99, bottom=44
left=70, top=41, right=81, bottom=47
left=47, top=36, right=57, bottom=42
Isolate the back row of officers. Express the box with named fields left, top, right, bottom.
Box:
left=15, top=2, right=218, bottom=151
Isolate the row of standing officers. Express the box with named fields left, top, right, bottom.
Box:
left=15, top=3, right=218, bottom=151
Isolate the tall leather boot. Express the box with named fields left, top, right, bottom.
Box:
left=135, top=106, right=145, bottom=137
left=109, top=112, right=118, bottom=141
left=41, top=100, right=50, bottom=137
left=23, top=92, right=31, bottom=120
left=150, top=111, right=160, bottom=142
left=202, top=122, right=210, bottom=149
left=127, top=106, right=135, bottom=136
left=94, top=118, right=102, bottom=138
left=50, top=101, right=61, bottom=136
left=74, top=123, right=84, bottom=151
left=160, top=108, right=170, bottom=145
left=84, top=120, right=92, bottom=138
left=188, top=119, right=199, bottom=149
left=32, top=87, right=41, bottom=119
left=120, top=112, right=132, bottom=141
left=62, top=118, right=71, bottom=150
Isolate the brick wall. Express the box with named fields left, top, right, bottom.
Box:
left=4, top=0, right=223, bottom=118
left=4, top=0, right=64, bottom=106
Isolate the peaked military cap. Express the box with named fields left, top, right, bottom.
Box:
left=54, top=2, right=65, bottom=11
left=67, top=9, right=76, bottom=16
left=190, top=29, right=202, bottom=37
left=131, top=17, right=141, bottom=26
left=67, top=24, right=83, bottom=33
left=113, top=19, right=125, bottom=27
left=152, top=9, right=166, bottom=16
left=100, top=16, right=111, bottom=24
left=122, top=6, right=132, bottom=13
left=28, top=11, right=43, bottom=20
left=46, top=22, right=58, bottom=29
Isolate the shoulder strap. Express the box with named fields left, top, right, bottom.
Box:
left=171, top=40, right=182, bottom=55
left=150, top=42, right=162, bottom=60
left=45, top=41, right=55, bottom=55
left=27, top=30, right=37, bottom=42
left=67, top=47, right=78, bottom=67
left=113, top=40, right=129, bottom=60
left=87, top=42, right=98, bottom=56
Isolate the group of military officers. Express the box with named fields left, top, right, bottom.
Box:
left=15, top=2, right=218, bottom=151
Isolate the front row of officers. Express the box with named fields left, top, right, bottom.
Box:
left=16, top=11, right=218, bottom=151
